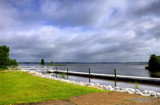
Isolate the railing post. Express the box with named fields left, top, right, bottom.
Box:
left=89, top=67, right=91, bottom=83
left=114, top=68, right=117, bottom=79
left=56, top=66, right=57, bottom=78
left=56, top=66, right=57, bottom=72
left=67, top=67, right=69, bottom=80
left=114, top=68, right=117, bottom=87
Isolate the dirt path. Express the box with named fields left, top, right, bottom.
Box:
left=17, top=92, right=160, bottom=105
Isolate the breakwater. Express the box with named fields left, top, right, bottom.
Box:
left=48, top=70, right=160, bottom=85
left=20, top=70, right=160, bottom=98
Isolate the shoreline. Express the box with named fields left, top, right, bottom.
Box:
left=17, top=70, right=160, bottom=98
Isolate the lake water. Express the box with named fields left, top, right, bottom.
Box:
left=60, top=64, right=150, bottom=77
left=20, top=63, right=160, bottom=92
left=52, top=74, right=160, bottom=92
left=20, top=63, right=150, bottom=77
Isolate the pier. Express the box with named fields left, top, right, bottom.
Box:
left=48, top=70, right=160, bottom=85
left=20, top=66, right=160, bottom=85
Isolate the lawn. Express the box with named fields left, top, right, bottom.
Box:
left=0, top=71, right=105, bottom=105
left=0, top=68, right=8, bottom=71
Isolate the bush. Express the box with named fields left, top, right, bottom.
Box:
left=40, top=58, right=45, bottom=65
left=0, top=46, right=10, bottom=68
left=0, top=45, right=19, bottom=69
left=146, top=54, right=160, bottom=71
left=10, top=59, right=19, bottom=66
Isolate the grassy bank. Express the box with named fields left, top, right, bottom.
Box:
left=0, top=68, right=8, bottom=71
left=0, top=71, right=105, bottom=105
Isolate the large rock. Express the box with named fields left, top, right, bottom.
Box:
left=99, top=85, right=105, bottom=88
left=150, top=91, right=157, bottom=97
left=95, top=83, right=100, bottom=87
left=143, top=90, right=149, bottom=94
left=156, top=93, right=160, bottom=97
left=124, top=88, right=135, bottom=94
left=108, top=85, right=112, bottom=89
left=103, top=86, right=109, bottom=90
left=119, top=88, right=125, bottom=92
left=141, top=94, right=151, bottom=97
left=108, top=85, right=114, bottom=91
left=134, top=89, right=143, bottom=95
left=114, top=87, right=120, bottom=91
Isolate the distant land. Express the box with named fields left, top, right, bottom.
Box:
left=19, top=62, right=147, bottom=65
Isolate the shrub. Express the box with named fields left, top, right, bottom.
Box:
left=146, top=54, right=160, bottom=71
left=0, top=45, right=19, bottom=69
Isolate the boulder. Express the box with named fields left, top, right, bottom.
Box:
left=156, top=93, right=160, bottom=97
left=108, top=85, right=112, bottom=89
left=90, top=83, right=95, bottom=86
left=95, top=83, right=100, bottom=87
left=114, top=87, right=120, bottom=91
left=108, top=85, right=114, bottom=91
left=150, top=91, right=157, bottom=97
left=103, top=86, right=109, bottom=90
left=99, top=85, right=105, bottom=88
left=134, top=89, right=143, bottom=95
left=143, top=90, right=149, bottom=94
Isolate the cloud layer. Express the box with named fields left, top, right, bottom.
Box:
left=0, top=0, right=160, bottom=62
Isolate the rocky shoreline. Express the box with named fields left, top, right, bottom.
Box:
left=20, top=70, right=160, bottom=98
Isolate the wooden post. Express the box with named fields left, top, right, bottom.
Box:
left=56, top=66, right=58, bottom=72
left=89, top=67, right=91, bottom=83
left=67, top=67, right=69, bottom=73
left=56, top=66, right=57, bottom=78
left=114, top=68, right=117, bottom=79
left=114, top=68, right=117, bottom=87
left=67, top=67, right=69, bottom=80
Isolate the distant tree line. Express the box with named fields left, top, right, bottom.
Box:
left=0, top=45, right=19, bottom=68
left=40, top=59, right=66, bottom=66
left=146, top=54, right=160, bottom=71
left=40, top=58, right=45, bottom=65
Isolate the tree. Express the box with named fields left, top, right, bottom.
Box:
left=40, top=58, right=45, bottom=65
left=146, top=54, right=160, bottom=71
left=10, top=59, right=19, bottom=66
left=0, top=46, right=10, bottom=68
left=0, top=45, right=19, bottom=68
left=50, top=61, right=54, bottom=65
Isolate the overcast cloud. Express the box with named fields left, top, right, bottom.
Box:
left=0, top=0, right=160, bottom=62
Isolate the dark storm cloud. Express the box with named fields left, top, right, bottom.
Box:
left=134, top=0, right=160, bottom=17
left=40, top=0, right=111, bottom=27
left=0, top=0, right=160, bottom=62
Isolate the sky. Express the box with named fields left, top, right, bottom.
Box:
left=0, top=0, right=160, bottom=62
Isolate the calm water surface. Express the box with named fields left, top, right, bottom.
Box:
left=51, top=74, right=160, bottom=92
left=20, top=63, right=149, bottom=77
left=20, top=63, right=160, bottom=92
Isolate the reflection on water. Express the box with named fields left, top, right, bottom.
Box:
left=149, top=71, right=160, bottom=78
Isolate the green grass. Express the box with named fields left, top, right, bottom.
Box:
left=0, top=68, right=8, bottom=71
left=0, top=71, right=105, bottom=105
left=135, top=81, right=140, bottom=89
